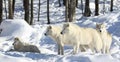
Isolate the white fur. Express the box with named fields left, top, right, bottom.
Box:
left=45, top=25, right=83, bottom=55
left=96, top=23, right=112, bottom=54
left=13, top=37, right=40, bottom=53
left=45, top=25, right=64, bottom=55
left=61, top=23, right=103, bottom=53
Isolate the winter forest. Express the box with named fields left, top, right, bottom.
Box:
left=0, top=0, right=120, bottom=62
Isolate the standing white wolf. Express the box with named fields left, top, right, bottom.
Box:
left=96, top=23, right=112, bottom=54
left=45, top=25, right=83, bottom=55
left=45, top=25, right=64, bottom=55
left=61, top=23, right=103, bottom=53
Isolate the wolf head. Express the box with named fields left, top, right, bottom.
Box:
left=44, top=25, right=53, bottom=36
left=96, top=23, right=106, bottom=33
left=61, top=23, right=70, bottom=34
left=13, top=37, right=20, bottom=45
left=13, top=37, right=24, bottom=50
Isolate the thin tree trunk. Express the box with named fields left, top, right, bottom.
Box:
left=0, top=0, right=3, bottom=23
left=95, top=0, right=99, bottom=16
left=81, top=0, right=83, bottom=14
left=65, top=0, right=69, bottom=22
left=12, top=0, right=15, bottom=17
left=23, top=0, right=30, bottom=24
left=30, top=0, right=33, bottom=25
left=76, top=0, right=78, bottom=8
left=63, top=0, right=66, bottom=6
left=47, top=0, right=50, bottom=24
left=58, top=0, right=61, bottom=7
left=68, top=0, right=70, bottom=21
left=4, top=0, right=7, bottom=19
left=84, top=0, right=91, bottom=17
left=110, top=0, right=113, bottom=12
left=38, top=0, right=40, bottom=21
left=8, top=0, right=13, bottom=19
left=73, top=0, right=76, bottom=21
left=69, top=0, right=76, bottom=22
left=103, top=0, right=105, bottom=14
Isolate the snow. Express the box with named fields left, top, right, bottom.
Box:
left=0, top=0, right=120, bottom=62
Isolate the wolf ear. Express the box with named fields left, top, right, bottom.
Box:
left=48, top=26, right=52, bottom=29
left=14, top=37, right=19, bottom=41
left=65, top=23, right=69, bottom=27
left=101, top=22, right=107, bottom=27
left=96, top=23, right=99, bottom=28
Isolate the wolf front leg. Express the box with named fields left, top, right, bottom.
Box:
left=58, top=44, right=61, bottom=55
left=73, top=44, right=79, bottom=54
left=58, top=43, right=64, bottom=55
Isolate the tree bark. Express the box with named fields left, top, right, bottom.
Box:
left=47, top=0, right=50, bottom=24
left=4, top=0, right=7, bottom=19
left=65, top=0, right=69, bottom=22
left=95, top=0, right=99, bottom=16
left=12, top=0, right=15, bottom=16
left=76, top=0, right=78, bottom=8
left=0, top=0, right=3, bottom=23
left=81, top=0, right=83, bottom=14
left=63, top=0, right=66, bottom=6
left=38, top=0, right=40, bottom=21
left=58, top=0, right=61, bottom=7
left=103, top=0, right=105, bottom=14
left=69, top=0, right=76, bottom=22
left=23, top=0, right=30, bottom=24
left=30, top=0, right=33, bottom=25
left=8, top=0, right=13, bottom=19
left=84, top=0, right=91, bottom=17
left=110, top=0, right=113, bottom=12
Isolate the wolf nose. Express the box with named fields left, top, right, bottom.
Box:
left=12, top=43, right=14, bottom=45
left=100, top=30, right=102, bottom=32
left=44, top=33, right=47, bottom=36
left=60, top=32, right=63, bottom=34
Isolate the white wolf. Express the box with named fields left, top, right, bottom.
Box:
left=12, top=37, right=41, bottom=53
left=45, top=25, right=86, bottom=55
left=61, top=23, right=103, bottom=53
left=45, top=25, right=64, bottom=55
left=96, top=23, right=112, bottom=54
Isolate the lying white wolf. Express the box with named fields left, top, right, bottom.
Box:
left=12, top=37, right=41, bottom=53
left=61, top=23, right=103, bottom=53
left=96, top=23, right=112, bottom=54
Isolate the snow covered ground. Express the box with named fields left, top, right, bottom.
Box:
left=0, top=0, right=120, bottom=62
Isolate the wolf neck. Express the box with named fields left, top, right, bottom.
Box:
left=102, top=29, right=107, bottom=33
left=50, top=32, right=60, bottom=41
left=53, top=33, right=59, bottom=38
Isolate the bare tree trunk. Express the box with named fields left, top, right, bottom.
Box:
left=65, top=0, right=69, bottom=22
left=30, top=0, right=33, bottom=25
left=110, top=0, right=113, bottom=12
left=73, top=0, right=76, bottom=21
left=69, top=0, right=76, bottom=22
left=23, top=0, right=30, bottom=24
left=63, top=0, right=66, bottom=6
left=95, top=0, right=99, bottom=16
left=4, top=0, right=7, bottom=19
left=81, top=0, right=83, bottom=14
left=76, top=0, right=78, bottom=8
left=12, top=0, right=15, bottom=17
left=0, top=0, right=3, bottom=23
left=103, top=0, right=105, bottom=14
left=8, top=0, right=13, bottom=19
left=84, top=0, right=91, bottom=17
left=47, top=0, right=50, bottom=24
left=38, top=0, right=40, bottom=21
left=58, top=0, right=61, bottom=7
